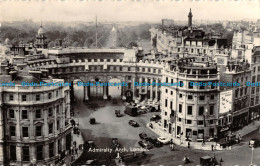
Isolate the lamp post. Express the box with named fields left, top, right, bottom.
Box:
left=250, top=147, right=254, bottom=166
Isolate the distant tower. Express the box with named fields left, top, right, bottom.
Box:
left=188, top=8, right=193, bottom=28
left=111, top=25, right=117, bottom=48
left=35, top=24, right=48, bottom=49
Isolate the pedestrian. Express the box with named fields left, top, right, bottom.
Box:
left=75, top=147, right=78, bottom=155
left=211, top=144, right=214, bottom=151
left=188, top=141, right=190, bottom=148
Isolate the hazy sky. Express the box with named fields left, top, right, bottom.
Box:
left=0, top=0, right=259, bottom=22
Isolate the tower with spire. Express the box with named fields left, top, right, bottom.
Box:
left=188, top=8, right=193, bottom=28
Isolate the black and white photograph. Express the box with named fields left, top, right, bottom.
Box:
left=0, top=0, right=260, bottom=165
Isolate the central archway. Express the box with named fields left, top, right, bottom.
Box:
left=108, top=78, right=122, bottom=100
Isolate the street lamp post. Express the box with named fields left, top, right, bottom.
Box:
left=250, top=147, right=254, bottom=166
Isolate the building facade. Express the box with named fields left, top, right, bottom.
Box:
left=0, top=62, right=72, bottom=165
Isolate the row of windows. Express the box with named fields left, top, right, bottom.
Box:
left=8, top=91, right=59, bottom=102
left=177, top=118, right=214, bottom=125
left=178, top=104, right=214, bottom=116
left=165, top=91, right=215, bottom=101
left=8, top=106, right=61, bottom=119
left=9, top=121, right=60, bottom=137
left=9, top=143, right=54, bottom=161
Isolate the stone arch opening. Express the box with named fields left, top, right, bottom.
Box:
left=108, top=78, right=122, bottom=100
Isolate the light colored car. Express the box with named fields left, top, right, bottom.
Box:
left=157, top=137, right=170, bottom=144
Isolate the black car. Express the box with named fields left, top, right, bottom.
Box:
left=149, top=137, right=163, bottom=147
left=85, top=140, right=95, bottom=149
left=150, top=115, right=161, bottom=121
left=129, top=120, right=139, bottom=127
left=139, top=132, right=148, bottom=139
left=138, top=140, right=153, bottom=149
left=112, top=138, right=120, bottom=149
left=249, top=139, right=260, bottom=148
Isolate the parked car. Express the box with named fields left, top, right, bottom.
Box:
left=138, top=140, right=153, bottom=149
left=115, top=110, right=122, bottom=117
left=89, top=118, right=96, bottom=124
left=85, top=140, right=95, bottom=149
left=149, top=137, right=163, bottom=147
left=157, top=137, right=170, bottom=144
left=139, top=132, right=148, bottom=139
left=112, top=138, right=120, bottom=149
left=249, top=138, right=260, bottom=148
left=150, top=115, right=161, bottom=121
left=129, top=120, right=139, bottom=127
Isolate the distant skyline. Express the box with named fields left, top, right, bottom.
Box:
left=0, top=0, right=259, bottom=23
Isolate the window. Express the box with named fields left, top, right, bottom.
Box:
left=22, top=147, right=30, bottom=161
left=178, top=118, right=181, bottom=122
left=36, top=145, right=43, bottom=160
left=187, top=106, right=193, bottom=115
left=49, top=123, right=53, bottom=134
left=210, top=120, right=214, bottom=124
left=180, top=81, right=183, bottom=87
left=142, top=68, right=145, bottom=72
left=179, top=104, right=182, bottom=113
left=48, top=93, right=52, bottom=99
left=210, top=95, right=214, bottom=100
left=22, top=110, right=28, bottom=119
left=188, top=95, right=193, bottom=100
left=166, top=77, right=168, bottom=83
left=171, top=91, right=173, bottom=95
left=198, top=107, right=204, bottom=115
left=10, top=145, right=16, bottom=161
left=48, top=108, right=53, bottom=117
left=22, top=95, right=26, bottom=101
left=199, top=96, right=205, bottom=100
left=49, top=143, right=54, bottom=158
left=36, top=109, right=41, bottom=119
left=187, top=120, right=192, bottom=124
left=22, top=127, right=29, bottom=137
left=36, top=126, right=42, bottom=137
left=9, top=109, right=15, bottom=119
left=165, top=89, right=168, bottom=93
left=9, top=94, right=14, bottom=101
left=179, top=94, right=183, bottom=98
left=56, top=105, right=60, bottom=114
left=57, top=120, right=60, bottom=130
left=10, top=126, right=16, bottom=136
left=198, top=120, right=204, bottom=125
left=165, top=112, right=167, bottom=116
left=120, top=67, right=122, bottom=71
left=210, top=106, right=214, bottom=115
left=128, top=67, right=131, bottom=71
left=56, top=91, right=59, bottom=97
left=188, top=82, right=193, bottom=89
left=165, top=99, right=168, bottom=107
left=170, top=101, right=173, bottom=110
left=36, top=94, right=40, bottom=101
left=113, top=59, right=117, bottom=62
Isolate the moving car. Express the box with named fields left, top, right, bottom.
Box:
left=150, top=115, right=161, bottom=121
left=139, top=132, right=148, bottom=139
left=249, top=138, right=260, bottom=148
left=128, top=120, right=139, bottom=127
left=138, top=140, right=153, bottom=149
left=112, top=138, right=120, bottom=149
left=157, top=137, right=170, bottom=144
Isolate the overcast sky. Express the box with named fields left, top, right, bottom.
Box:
left=0, top=0, right=259, bottom=23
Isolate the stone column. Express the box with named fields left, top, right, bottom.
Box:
left=139, top=77, right=142, bottom=100
left=103, top=76, right=108, bottom=100
left=150, top=78, right=153, bottom=101
left=132, top=76, right=136, bottom=100
left=83, top=86, right=89, bottom=101
left=122, top=76, right=126, bottom=100
left=30, top=110, right=35, bottom=140
left=16, top=110, right=21, bottom=140
left=155, top=78, right=158, bottom=102
left=44, top=109, right=48, bottom=138
left=16, top=145, right=22, bottom=163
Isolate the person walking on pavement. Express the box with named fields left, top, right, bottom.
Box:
left=188, top=141, right=190, bottom=148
